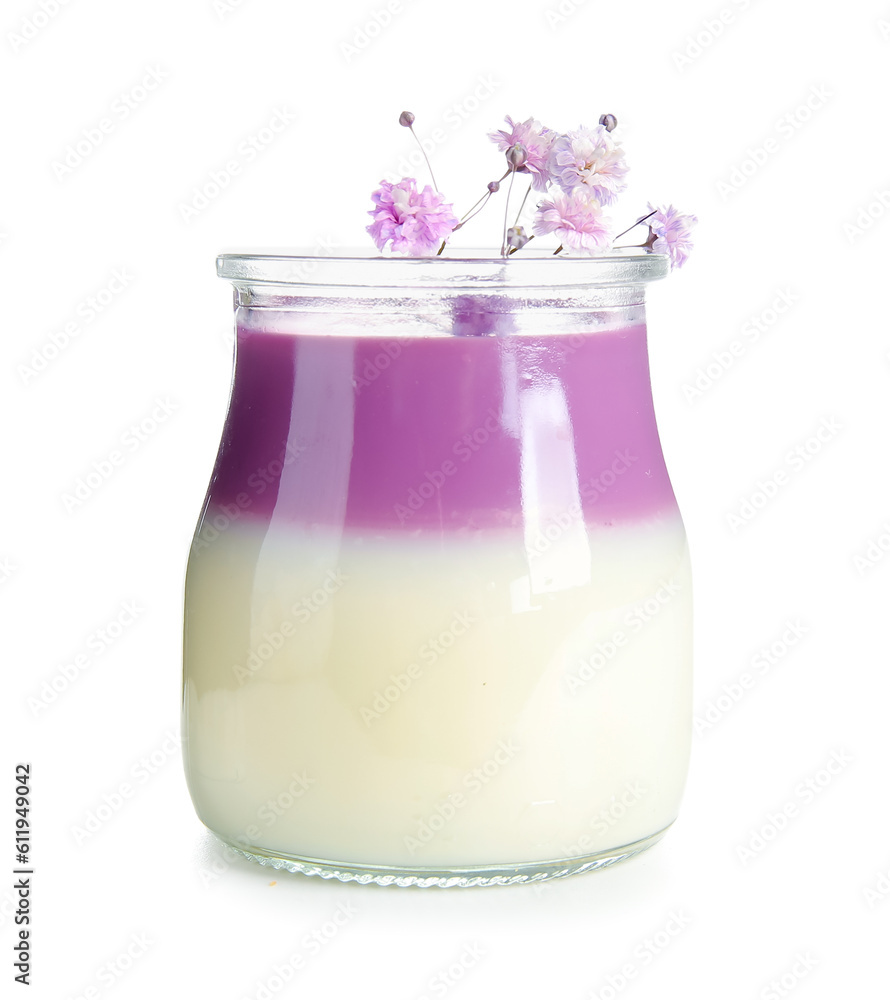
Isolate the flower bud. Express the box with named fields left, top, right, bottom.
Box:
left=487, top=180, right=500, bottom=193
left=599, top=113, right=617, bottom=132
left=507, top=226, right=530, bottom=250
left=398, top=111, right=416, bottom=128
left=506, top=143, right=528, bottom=169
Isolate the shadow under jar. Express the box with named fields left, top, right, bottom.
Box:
left=182, top=250, right=692, bottom=887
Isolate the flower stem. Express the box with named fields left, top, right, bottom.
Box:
left=408, top=124, right=439, bottom=192
left=455, top=193, right=493, bottom=230
left=459, top=192, right=488, bottom=222
left=613, top=233, right=657, bottom=252
left=512, top=179, right=533, bottom=229
left=459, top=170, right=508, bottom=223
left=500, top=168, right=516, bottom=256
left=613, top=209, right=656, bottom=242
left=451, top=169, right=514, bottom=246
left=553, top=244, right=564, bottom=255
left=508, top=235, right=535, bottom=255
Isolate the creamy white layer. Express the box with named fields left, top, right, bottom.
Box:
left=183, top=513, right=692, bottom=868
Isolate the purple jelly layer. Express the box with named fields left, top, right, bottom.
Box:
left=204, top=324, right=678, bottom=532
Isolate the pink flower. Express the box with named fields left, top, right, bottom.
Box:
left=647, top=203, right=697, bottom=269
left=488, top=116, right=556, bottom=191
left=367, top=178, right=459, bottom=255
left=532, top=189, right=613, bottom=254
left=548, top=125, right=629, bottom=205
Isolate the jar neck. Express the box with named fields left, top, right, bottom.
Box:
left=234, top=295, right=649, bottom=339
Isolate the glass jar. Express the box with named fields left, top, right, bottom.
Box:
left=182, top=250, right=692, bottom=887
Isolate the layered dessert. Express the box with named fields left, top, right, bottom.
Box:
left=182, top=306, right=692, bottom=877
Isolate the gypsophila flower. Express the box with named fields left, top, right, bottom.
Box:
left=533, top=189, right=613, bottom=254
left=367, top=178, right=459, bottom=255
left=548, top=125, right=629, bottom=205
left=646, top=203, right=698, bottom=269
left=488, top=116, right=556, bottom=191
left=367, top=108, right=697, bottom=266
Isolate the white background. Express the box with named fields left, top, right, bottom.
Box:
left=3, top=0, right=889, bottom=997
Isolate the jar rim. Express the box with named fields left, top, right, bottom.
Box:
left=216, top=248, right=670, bottom=289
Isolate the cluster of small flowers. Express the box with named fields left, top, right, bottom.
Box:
left=367, top=112, right=696, bottom=268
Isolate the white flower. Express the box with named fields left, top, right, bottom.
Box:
left=533, top=189, right=613, bottom=253
left=647, top=203, right=698, bottom=269
left=548, top=125, right=629, bottom=205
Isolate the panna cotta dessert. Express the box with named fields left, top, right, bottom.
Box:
left=182, top=256, right=692, bottom=886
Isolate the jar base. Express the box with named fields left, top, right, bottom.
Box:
left=216, top=824, right=673, bottom=888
